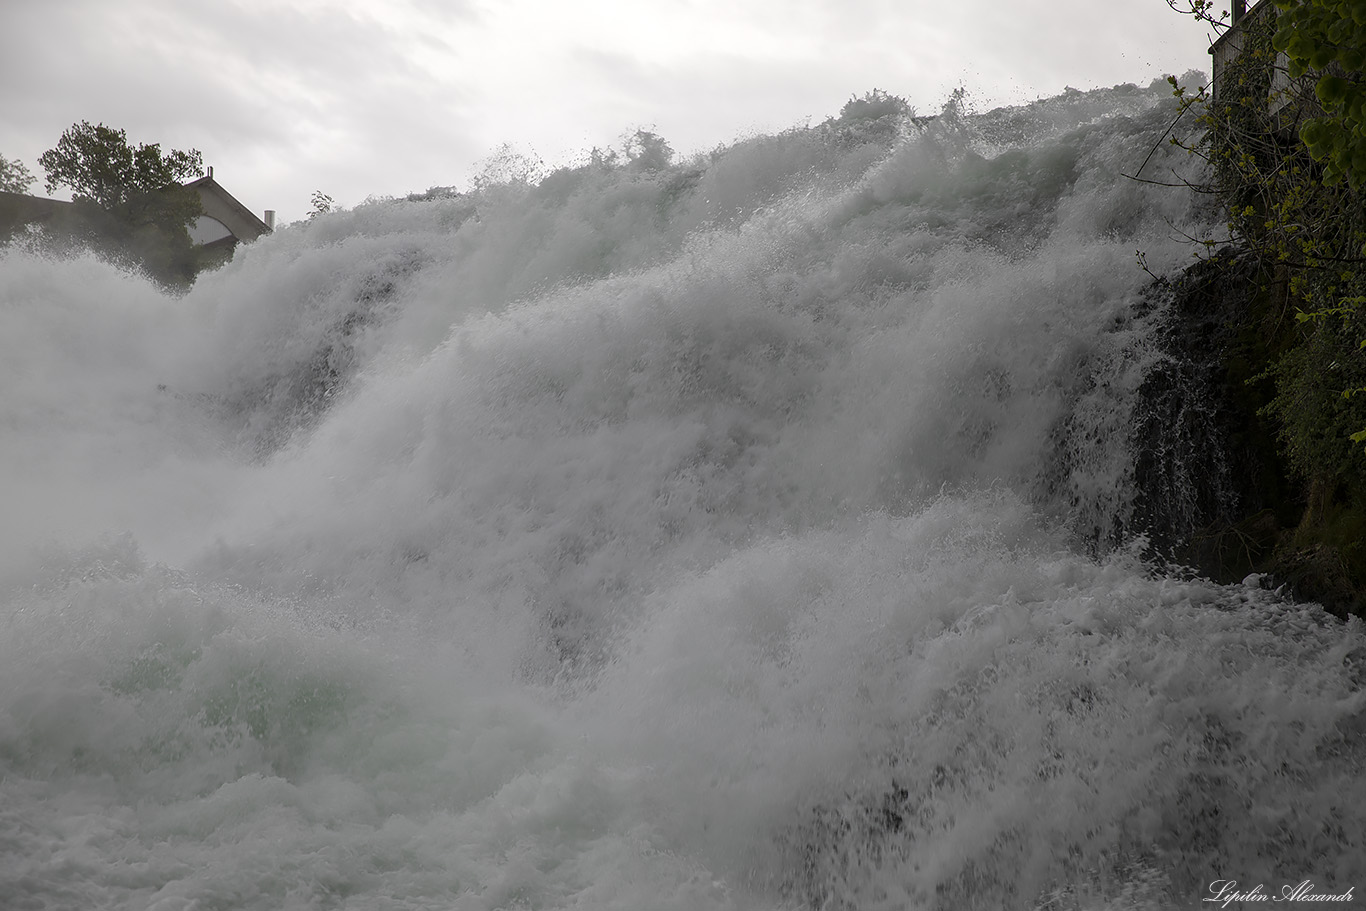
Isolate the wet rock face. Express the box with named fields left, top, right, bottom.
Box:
left=1131, top=252, right=1364, bottom=617
left=1131, top=255, right=1257, bottom=556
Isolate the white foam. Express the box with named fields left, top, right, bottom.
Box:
left=4, top=82, right=1358, bottom=909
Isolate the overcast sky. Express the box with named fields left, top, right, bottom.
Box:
left=2, top=0, right=1219, bottom=225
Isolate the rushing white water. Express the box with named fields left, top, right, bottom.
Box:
left=3, top=81, right=1363, bottom=910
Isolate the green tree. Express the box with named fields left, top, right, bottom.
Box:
left=39, top=121, right=203, bottom=209
left=37, top=122, right=205, bottom=287
left=1272, top=0, right=1366, bottom=188
left=1167, top=0, right=1366, bottom=525
left=0, top=154, right=35, bottom=194
left=1264, top=0, right=1366, bottom=449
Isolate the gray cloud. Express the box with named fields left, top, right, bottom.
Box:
left=0, top=0, right=1211, bottom=223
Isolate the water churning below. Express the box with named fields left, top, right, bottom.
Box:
left=2, top=81, right=1363, bottom=909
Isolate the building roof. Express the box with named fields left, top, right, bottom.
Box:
left=1, top=170, right=272, bottom=251
left=183, top=171, right=272, bottom=244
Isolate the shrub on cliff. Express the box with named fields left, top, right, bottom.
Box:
left=1170, top=1, right=1366, bottom=482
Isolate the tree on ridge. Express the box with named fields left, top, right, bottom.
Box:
left=37, top=121, right=206, bottom=287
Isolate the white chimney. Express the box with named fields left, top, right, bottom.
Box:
left=264, top=210, right=276, bottom=230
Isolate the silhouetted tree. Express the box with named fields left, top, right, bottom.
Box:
left=308, top=190, right=335, bottom=219
left=40, top=121, right=203, bottom=207
left=0, top=154, right=35, bottom=194
left=37, top=121, right=205, bottom=286
left=623, top=129, right=673, bottom=172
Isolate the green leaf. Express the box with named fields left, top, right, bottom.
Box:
left=1317, top=75, right=1351, bottom=107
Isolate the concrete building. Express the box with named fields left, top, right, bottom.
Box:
left=1208, top=0, right=1297, bottom=117
left=1, top=166, right=274, bottom=262
left=0, top=190, right=73, bottom=238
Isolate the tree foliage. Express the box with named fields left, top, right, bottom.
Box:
left=0, top=154, right=35, bottom=194
left=35, top=121, right=206, bottom=288
left=1168, top=0, right=1366, bottom=481
left=1158, top=1, right=1366, bottom=609
left=622, top=129, right=674, bottom=172
left=308, top=190, right=335, bottom=219
left=1272, top=0, right=1366, bottom=187
left=39, top=121, right=203, bottom=209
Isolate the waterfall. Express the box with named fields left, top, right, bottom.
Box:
left=2, top=78, right=1361, bottom=910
